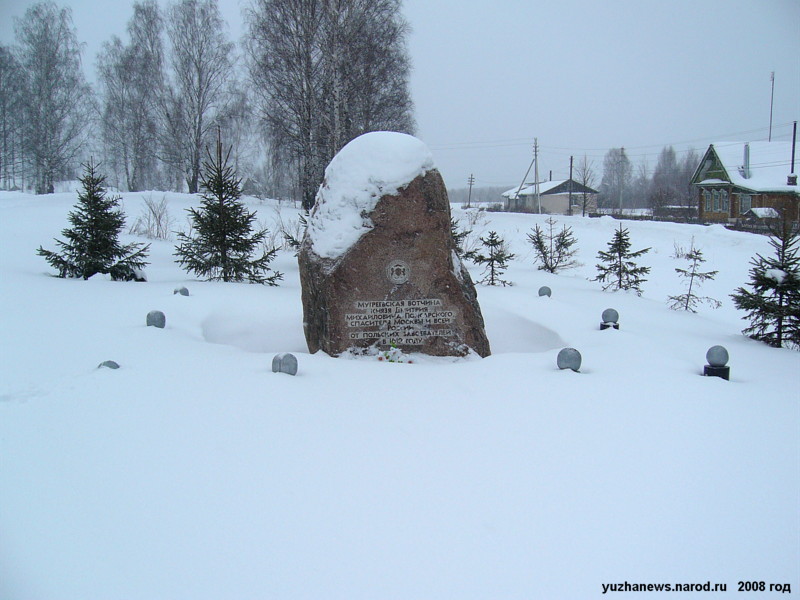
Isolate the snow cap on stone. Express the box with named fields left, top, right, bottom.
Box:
left=307, top=131, right=436, bottom=259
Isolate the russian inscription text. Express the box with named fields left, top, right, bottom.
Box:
left=345, top=298, right=457, bottom=346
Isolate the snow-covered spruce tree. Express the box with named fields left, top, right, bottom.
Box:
left=593, top=223, right=650, bottom=295
left=667, top=239, right=721, bottom=312
left=473, top=230, right=514, bottom=286
left=36, top=160, right=149, bottom=280
left=526, top=217, right=579, bottom=273
left=174, top=138, right=283, bottom=285
left=730, top=215, right=800, bottom=349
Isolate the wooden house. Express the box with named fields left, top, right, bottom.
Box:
left=691, top=141, right=799, bottom=226
left=502, top=179, right=599, bottom=214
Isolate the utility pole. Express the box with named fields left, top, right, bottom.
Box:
left=512, top=142, right=537, bottom=212
left=618, top=147, right=625, bottom=215
left=466, top=174, right=475, bottom=208
left=792, top=121, right=797, bottom=173
left=534, top=138, right=541, bottom=214
left=568, top=155, right=574, bottom=216
left=769, top=71, right=775, bottom=142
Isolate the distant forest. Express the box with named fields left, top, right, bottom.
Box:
left=446, top=186, right=507, bottom=207
left=1, top=0, right=414, bottom=210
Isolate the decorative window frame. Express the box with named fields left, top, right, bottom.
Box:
left=739, top=194, right=752, bottom=214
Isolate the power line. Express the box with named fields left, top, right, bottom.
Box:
left=427, top=121, right=798, bottom=159
left=441, top=122, right=799, bottom=188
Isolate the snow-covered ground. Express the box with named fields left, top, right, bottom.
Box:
left=1, top=189, right=797, bottom=599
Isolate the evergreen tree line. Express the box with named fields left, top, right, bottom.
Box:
left=1, top=0, right=414, bottom=205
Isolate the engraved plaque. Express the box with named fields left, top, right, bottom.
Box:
left=345, top=298, right=457, bottom=346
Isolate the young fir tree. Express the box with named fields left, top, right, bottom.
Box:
left=282, top=213, right=307, bottom=252
left=593, top=223, right=650, bottom=295
left=473, top=230, right=514, bottom=286
left=174, top=135, right=283, bottom=285
left=667, top=239, right=721, bottom=312
left=526, top=217, right=579, bottom=273
left=36, top=160, right=149, bottom=280
left=730, top=215, right=800, bottom=349
left=450, top=217, right=476, bottom=261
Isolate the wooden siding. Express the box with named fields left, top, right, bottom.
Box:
left=697, top=186, right=799, bottom=224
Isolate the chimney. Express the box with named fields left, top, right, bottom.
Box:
left=743, top=143, right=751, bottom=179
left=789, top=121, right=797, bottom=186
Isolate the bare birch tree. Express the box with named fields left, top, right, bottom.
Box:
left=337, top=0, right=414, bottom=136
left=0, top=46, right=25, bottom=190
left=320, top=0, right=414, bottom=155
left=164, top=0, right=233, bottom=193
left=97, top=1, right=165, bottom=192
left=649, top=146, right=679, bottom=212
left=213, top=85, right=260, bottom=184
left=246, top=0, right=324, bottom=210
left=599, top=147, right=632, bottom=213
left=677, top=148, right=700, bottom=208
left=631, top=159, right=650, bottom=209
left=14, top=2, right=92, bottom=194
left=574, top=154, right=596, bottom=216
left=246, top=0, right=414, bottom=210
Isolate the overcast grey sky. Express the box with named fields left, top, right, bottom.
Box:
left=2, top=0, right=798, bottom=189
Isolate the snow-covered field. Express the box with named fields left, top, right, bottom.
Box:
left=1, top=189, right=798, bottom=599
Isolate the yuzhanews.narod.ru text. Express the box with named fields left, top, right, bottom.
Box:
left=601, top=580, right=793, bottom=594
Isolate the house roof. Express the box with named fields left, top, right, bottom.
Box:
left=503, top=180, right=562, bottom=198
left=693, top=141, right=798, bottom=194
left=502, top=179, right=598, bottom=199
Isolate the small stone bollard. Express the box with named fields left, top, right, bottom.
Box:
left=538, top=286, right=551, bottom=297
left=600, top=308, right=619, bottom=330
left=98, top=360, right=120, bottom=369
left=272, top=353, right=298, bottom=376
left=173, top=286, right=189, bottom=296
left=146, top=310, right=166, bottom=328
left=557, top=347, right=582, bottom=372
left=703, top=345, right=730, bottom=380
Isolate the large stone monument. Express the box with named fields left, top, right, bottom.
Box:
left=298, top=131, right=491, bottom=358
